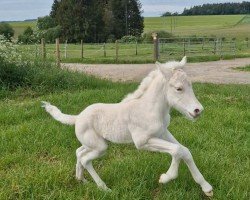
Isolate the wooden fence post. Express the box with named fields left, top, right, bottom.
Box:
left=103, top=43, right=106, bottom=57
left=202, top=37, right=205, bottom=50
left=35, top=44, right=38, bottom=58
left=56, top=38, right=60, bottom=67
left=213, top=39, right=217, bottom=55
left=41, top=38, right=46, bottom=59
left=64, top=40, right=67, bottom=58
left=152, top=33, right=159, bottom=61
left=115, top=40, right=119, bottom=62
left=183, top=39, right=186, bottom=56
left=135, top=40, right=138, bottom=55
left=81, top=40, right=84, bottom=59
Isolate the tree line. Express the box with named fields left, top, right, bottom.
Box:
left=162, top=1, right=250, bottom=16
left=40, top=0, right=144, bottom=43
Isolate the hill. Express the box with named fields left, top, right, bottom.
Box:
left=144, top=15, right=250, bottom=39
left=9, top=15, right=250, bottom=40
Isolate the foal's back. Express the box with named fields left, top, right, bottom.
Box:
left=75, top=102, right=134, bottom=144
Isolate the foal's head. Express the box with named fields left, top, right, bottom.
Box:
left=156, top=57, right=203, bottom=120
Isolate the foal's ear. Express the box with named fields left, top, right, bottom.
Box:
left=180, top=56, right=187, bottom=66
left=155, top=61, right=167, bottom=75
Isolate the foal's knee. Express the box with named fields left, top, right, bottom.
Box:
left=173, top=145, right=192, bottom=161
left=180, top=146, right=193, bottom=162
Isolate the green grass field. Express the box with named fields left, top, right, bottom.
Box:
left=144, top=15, right=250, bottom=39
left=9, top=21, right=36, bottom=39
left=0, top=57, right=249, bottom=199
left=235, top=65, right=250, bottom=71
left=10, top=15, right=250, bottom=40
left=9, top=15, right=250, bottom=64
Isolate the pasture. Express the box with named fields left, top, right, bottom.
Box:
left=9, top=15, right=250, bottom=64
left=9, top=15, right=250, bottom=40
left=144, top=15, right=250, bottom=39
left=0, top=58, right=249, bottom=199
left=17, top=40, right=250, bottom=64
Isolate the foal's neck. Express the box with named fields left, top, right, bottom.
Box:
left=142, top=73, right=170, bottom=117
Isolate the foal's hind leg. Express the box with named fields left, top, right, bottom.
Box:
left=77, top=130, right=110, bottom=191
left=75, top=146, right=87, bottom=182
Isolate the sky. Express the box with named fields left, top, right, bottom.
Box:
left=0, top=0, right=246, bottom=21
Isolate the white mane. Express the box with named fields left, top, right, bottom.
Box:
left=122, top=56, right=187, bottom=103
left=122, top=70, right=159, bottom=103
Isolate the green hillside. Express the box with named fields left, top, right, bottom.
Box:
left=144, top=15, right=250, bottom=39
left=9, top=15, right=250, bottom=39
left=9, top=21, right=36, bottom=38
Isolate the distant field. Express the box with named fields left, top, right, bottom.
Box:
left=9, top=15, right=250, bottom=40
left=144, top=15, right=250, bottom=39
left=9, top=21, right=36, bottom=38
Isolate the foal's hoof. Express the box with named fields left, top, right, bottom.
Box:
left=202, top=182, right=213, bottom=197
left=98, top=184, right=112, bottom=192
left=204, top=190, right=213, bottom=197
left=76, top=177, right=88, bottom=183
left=159, top=173, right=171, bottom=184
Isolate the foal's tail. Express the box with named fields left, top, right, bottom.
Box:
left=41, top=101, right=77, bottom=125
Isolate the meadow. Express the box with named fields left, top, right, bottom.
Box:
left=144, top=15, right=250, bottom=39
left=9, top=15, right=250, bottom=63
left=1, top=16, right=249, bottom=199
left=0, top=56, right=249, bottom=199
left=10, top=15, right=250, bottom=40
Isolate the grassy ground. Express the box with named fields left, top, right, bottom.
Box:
left=144, top=15, right=250, bottom=39
left=0, top=58, right=249, bottom=199
left=9, top=15, right=250, bottom=64
left=235, top=65, right=250, bottom=71
left=18, top=42, right=250, bottom=64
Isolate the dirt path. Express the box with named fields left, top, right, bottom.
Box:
left=63, top=58, right=250, bottom=84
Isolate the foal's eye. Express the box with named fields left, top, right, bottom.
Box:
left=176, top=87, right=183, bottom=91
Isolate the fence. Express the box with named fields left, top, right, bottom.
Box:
left=18, top=37, right=250, bottom=64
left=157, top=37, right=248, bottom=60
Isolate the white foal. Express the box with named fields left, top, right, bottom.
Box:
left=42, top=56, right=213, bottom=197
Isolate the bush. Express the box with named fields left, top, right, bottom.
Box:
left=120, top=35, right=139, bottom=43
left=0, top=23, right=14, bottom=41
left=18, top=26, right=37, bottom=44
left=0, top=35, right=22, bottom=65
left=142, top=31, right=173, bottom=43
left=43, top=25, right=62, bottom=43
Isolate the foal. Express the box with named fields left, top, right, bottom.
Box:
left=42, top=56, right=213, bottom=196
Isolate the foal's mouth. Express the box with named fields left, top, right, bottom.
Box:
left=188, top=112, right=200, bottom=119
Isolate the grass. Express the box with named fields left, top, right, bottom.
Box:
left=9, top=15, right=250, bottom=40
left=9, top=21, right=36, bottom=39
left=9, top=15, right=250, bottom=64
left=18, top=41, right=250, bottom=64
left=0, top=58, right=249, bottom=199
left=234, top=65, right=250, bottom=71
left=144, top=15, right=250, bottom=39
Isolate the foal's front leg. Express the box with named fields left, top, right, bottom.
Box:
left=137, top=136, right=213, bottom=197
left=162, top=130, right=213, bottom=196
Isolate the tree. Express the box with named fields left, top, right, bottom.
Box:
left=18, top=26, right=36, bottom=44
left=0, top=23, right=14, bottom=41
left=49, top=0, right=144, bottom=42
left=37, top=16, right=56, bottom=30
left=110, top=0, right=144, bottom=39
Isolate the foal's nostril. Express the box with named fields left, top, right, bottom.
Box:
left=194, top=108, right=200, bottom=114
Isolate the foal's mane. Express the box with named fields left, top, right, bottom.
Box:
left=121, top=57, right=187, bottom=103
left=122, top=70, right=160, bottom=103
